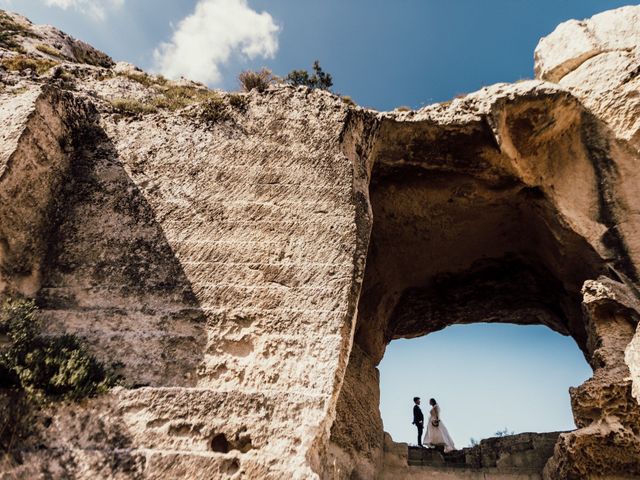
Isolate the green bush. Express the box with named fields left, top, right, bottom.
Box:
left=286, top=60, right=333, bottom=91
left=238, top=68, right=275, bottom=93
left=0, top=298, right=117, bottom=400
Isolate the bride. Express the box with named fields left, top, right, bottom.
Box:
left=425, top=398, right=455, bottom=452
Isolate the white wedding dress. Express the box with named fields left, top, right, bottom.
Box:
left=424, top=404, right=455, bottom=452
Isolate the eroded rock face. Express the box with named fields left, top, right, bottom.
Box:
left=1, top=5, right=640, bottom=480
left=535, top=5, right=640, bottom=149
left=1, top=23, right=374, bottom=477
left=0, top=10, right=113, bottom=67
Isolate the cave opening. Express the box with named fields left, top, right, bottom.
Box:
left=378, top=323, right=593, bottom=448
left=329, top=122, right=614, bottom=477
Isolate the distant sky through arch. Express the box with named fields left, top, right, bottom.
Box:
left=379, top=323, right=592, bottom=447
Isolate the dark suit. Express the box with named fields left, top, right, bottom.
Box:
left=413, top=404, right=424, bottom=446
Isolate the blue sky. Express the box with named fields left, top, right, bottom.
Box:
left=379, top=324, right=592, bottom=447
left=2, top=1, right=635, bottom=110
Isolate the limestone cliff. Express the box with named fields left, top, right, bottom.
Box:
left=0, top=6, right=640, bottom=480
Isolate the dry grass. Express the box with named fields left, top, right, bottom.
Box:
left=152, top=84, right=219, bottom=111
left=109, top=84, right=239, bottom=124
left=120, top=71, right=168, bottom=88
left=395, top=105, right=411, bottom=112
left=341, top=96, right=356, bottom=107
left=113, top=72, right=224, bottom=113
left=109, top=98, right=157, bottom=116
left=1, top=55, right=58, bottom=75
left=35, top=44, right=67, bottom=60
left=54, top=68, right=76, bottom=81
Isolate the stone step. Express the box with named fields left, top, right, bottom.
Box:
left=39, top=308, right=205, bottom=387
left=171, top=154, right=350, bottom=177
left=1, top=447, right=274, bottom=480
left=41, top=303, right=345, bottom=336
left=38, top=306, right=344, bottom=390
left=35, top=387, right=326, bottom=455
left=407, top=446, right=446, bottom=467
left=406, top=432, right=561, bottom=472
left=43, top=239, right=353, bottom=280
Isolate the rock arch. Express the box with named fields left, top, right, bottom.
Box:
left=2, top=7, right=640, bottom=480
left=326, top=83, right=640, bottom=479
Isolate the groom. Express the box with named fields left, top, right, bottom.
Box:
left=412, top=396, right=424, bottom=447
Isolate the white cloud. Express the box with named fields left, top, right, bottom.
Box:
left=44, top=0, right=124, bottom=20
left=153, top=0, right=279, bottom=85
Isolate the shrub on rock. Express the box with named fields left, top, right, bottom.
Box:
left=0, top=298, right=117, bottom=400
left=286, top=60, right=333, bottom=91
left=239, top=68, right=275, bottom=93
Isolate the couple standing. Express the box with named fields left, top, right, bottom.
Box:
left=412, top=397, right=455, bottom=452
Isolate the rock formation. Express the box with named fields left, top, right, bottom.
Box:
left=0, top=5, right=639, bottom=480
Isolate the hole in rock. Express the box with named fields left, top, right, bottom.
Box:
left=232, top=427, right=253, bottom=453
left=210, top=433, right=230, bottom=453
left=379, top=323, right=593, bottom=447
left=225, top=458, right=240, bottom=475
left=329, top=163, right=611, bottom=474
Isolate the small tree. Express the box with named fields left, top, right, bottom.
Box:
left=286, top=60, right=333, bottom=91
left=238, top=68, right=275, bottom=93
left=494, top=428, right=514, bottom=437
left=286, top=69, right=310, bottom=87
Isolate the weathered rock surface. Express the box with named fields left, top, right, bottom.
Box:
left=535, top=5, right=640, bottom=149
left=1, top=11, right=113, bottom=67
left=1, top=5, right=640, bottom=480
left=408, top=432, right=559, bottom=469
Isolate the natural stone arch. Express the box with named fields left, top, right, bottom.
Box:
left=326, top=83, right=640, bottom=479
left=2, top=7, right=640, bottom=479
